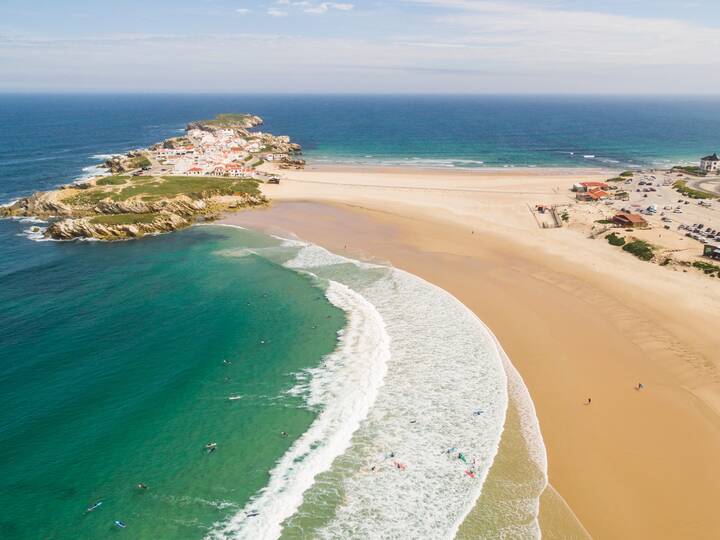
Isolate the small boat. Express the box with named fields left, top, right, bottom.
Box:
left=86, top=501, right=103, bottom=512
left=114, top=520, right=127, bottom=529
left=228, top=395, right=242, bottom=401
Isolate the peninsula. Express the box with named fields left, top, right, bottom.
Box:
left=0, top=114, right=303, bottom=240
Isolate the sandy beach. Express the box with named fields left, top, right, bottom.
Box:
left=222, top=165, right=720, bottom=539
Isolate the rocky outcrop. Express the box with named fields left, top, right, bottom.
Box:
left=279, top=157, right=306, bottom=170
left=93, top=195, right=207, bottom=217
left=1, top=192, right=74, bottom=218
left=46, top=213, right=191, bottom=241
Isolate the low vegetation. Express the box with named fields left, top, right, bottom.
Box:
left=619, top=171, right=634, bottom=178
left=128, top=155, right=152, bottom=169
left=672, top=166, right=707, bottom=177
left=111, top=176, right=259, bottom=202
left=693, top=260, right=720, bottom=276
left=622, top=239, right=654, bottom=261
left=65, top=176, right=260, bottom=206
left=673, top=180, right=717, bottom=200
left=606, top=232, right=626, bottom=246
left=96, top=175, right=130, bottom=186
left=200, top=113, right=256, bottom=127
left=607, top=176, right=625, bottom=182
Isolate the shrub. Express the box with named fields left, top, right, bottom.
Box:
left=623, top=239, right=654, bottom=261
left=692, top=261, right=720, bottom=275
left=673, top=180, right=717, bottom=200
left=606, top=232, right=626, bottom=246
left=620, top=171, right=634, bottom=178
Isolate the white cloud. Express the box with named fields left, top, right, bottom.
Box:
left=235, top=8, right=251, bottom=14
left=267, top=8, right=288, bottom=17
left=275, top=1, right=354, bottom=15
left=404, top=0, right=720, bottom=68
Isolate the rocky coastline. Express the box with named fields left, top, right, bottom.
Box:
left=0, top=113, right=293, bottom=241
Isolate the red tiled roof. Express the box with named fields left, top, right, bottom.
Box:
left=580, top=182, right=609, bottom=187
left=613, top=212, right=646, bottom=224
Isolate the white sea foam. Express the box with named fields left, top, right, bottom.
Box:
left=207, top=280, right=391, bottom=540
left=17, top=217, right=48, bottom=224
left=2, top=199, right=20, bottom=208
left=311, top=156, right=486, bottom=169
left=209, top=235, right=547, bottom=539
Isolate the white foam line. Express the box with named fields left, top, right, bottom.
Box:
left=207, top=280, right=391, bottom=540
left=207, top=231, right=547, bottom=539
left=197, top=223, right=248, bottom=231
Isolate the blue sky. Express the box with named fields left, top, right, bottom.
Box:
left=2, top=0, right=720, bottom=93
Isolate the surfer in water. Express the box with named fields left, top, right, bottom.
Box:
left=205, top=442, right=217, bottom=453
left=137, top=483, right=148, bottom=491
left=280, top=431, right=289, bottom=438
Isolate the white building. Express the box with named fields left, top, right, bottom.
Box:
left=701, top=153, right=719, bottom=173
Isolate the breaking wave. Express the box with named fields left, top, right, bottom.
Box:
left=208, top=235, right=547, bottom=539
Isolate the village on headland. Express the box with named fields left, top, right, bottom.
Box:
left=538, top=152, right=720, bottom=280
left=0, top=114, right=306, bottom=240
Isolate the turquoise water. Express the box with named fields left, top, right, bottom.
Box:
left=0, top=226, right=344, bottom=539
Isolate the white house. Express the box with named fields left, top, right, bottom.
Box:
left=701, top=153, right=719, bottom=173
left=187, top=167, right=204, bottom=176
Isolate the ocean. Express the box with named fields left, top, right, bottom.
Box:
left=1, top=94, right=718, bottom=538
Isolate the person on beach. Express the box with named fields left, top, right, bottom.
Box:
left=637, top=383, right=644, bottom=390
left=586, top=398, right=592, bottom=405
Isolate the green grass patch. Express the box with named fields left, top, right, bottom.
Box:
left=90, top=213, right=158, bottom=226
left=128, top=155, right=152, bottom=169
left=200, top=113, right=256, bottom=128
left=606, top=232, right=626, bottom=246
left=64, top=189, right=115, bottom=206
left=96, top=175, right=130, bottom=186
left=672, top=166, right=707, bottom=177
left=111, top=176, right=259, bottom=202
left=673, top=180, right=717, bottom=200
left=65, top=176, right=259, bottom=206
left=622, top=239, right=654, bottom=261
left=607, top=177, right=625, bottom=182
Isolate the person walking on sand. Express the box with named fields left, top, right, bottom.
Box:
left=637, top=383, right=644, bottom=391
left=585, top=398, right=592, bottom=405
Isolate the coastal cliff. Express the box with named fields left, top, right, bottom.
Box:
left=0, top=113, right=290, bottom=241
